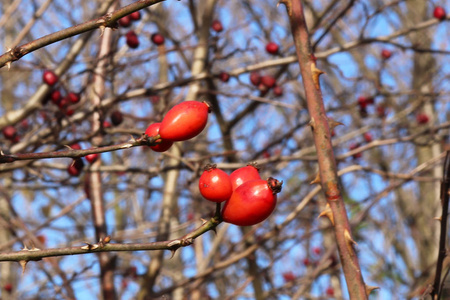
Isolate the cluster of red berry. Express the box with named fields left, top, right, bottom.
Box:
left=199, top=164, right=282, bottom=226
left=118, top=11, right=142, bottom=49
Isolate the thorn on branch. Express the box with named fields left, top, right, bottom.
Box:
left=277, top=0, right=292, bottom=16
left=365, top=285, right=380, bottom=296
left=344, top=229, right=358, bottom=256
left=310, top=172, right=321, bottom=185
left=318, top=203, right=334, bottom=226
left=311, top=63, right=325, bottom=90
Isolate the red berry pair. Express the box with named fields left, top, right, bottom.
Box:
left=198, top=164, right=282, bottom=226
left=144, top=101, right=211, bottom=152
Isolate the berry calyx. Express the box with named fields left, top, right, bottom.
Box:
left=151, top=33, right=165, bottom=46
left=199, top=164, right=233, bottom=203
left=144, top=123, right=173, bottom=152
left=43, top=70, right=58, bottom=86
left=211, top=20, right=223, bottom=32
left=265, top=42, right=279, bottom=55
left=433, top=6, right=446, bottom=20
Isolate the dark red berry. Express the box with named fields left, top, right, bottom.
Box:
left=110, top=110, right=124, bottom=126
left=416, top=113, right=429, bottom=124
left=126, top=31, right=139, bottom=49
left=2, top=125, right=16, bottom=140
left=363, top=132, right=373, bottom=143
left=273, top=85, right=283, bottom=97
left=51, top=90, right=62, bottom=105
left=118, top=15, right=132, bottom=27
left=129, top=11, right=141, bottom=21
left=376, top=105, right=386, bottom=118
left=70, top=143, right=81, bottom=150
left=67, top=92, right=80, bottom=104
left=68, top=158, right=84, bottom=177
left=86, top=153, right=99, bottom=164
left=151, top=33, right=165, bottom=45
left=265, top=42, right=279, bottom=55
left=349, top=143, right=362, bottom=159
left=250, top=72, right=261, bottom=86
left=433, top=6, right=446, bottom=20
left=4, top=283, right=12, bottom=293
left=43, top=70, right=58, bottom=86
left=211, top=20, right=223, bottom=32
left=219, top=71, right=230, bottom=82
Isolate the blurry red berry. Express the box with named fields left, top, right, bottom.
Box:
left=261, top=75, right=276, bottom=89
left=326, top=287, right=334, bottom=296
left=381, top=49, right=392, bottom=59
left=130, top=11, right=141, bottom=21
left=43, top=70, right=58, bottom=86
left=349, top=143, right=362, bottom=159
left=70, top=143, right=81, bottom=150
left=103, top=121, right=112, bottom=128
left=51, top=90, right=62, bottom=105
left=3, top=283, right=12, bottom=293
left=376, top=105, right=386, bottom=118
left=151, top=33, right=165, bottom=45
left=357, top=96, right=368, bottom=109
left=273, top=85, right=283, bottom=97
left=150, top=94, right=160, bottom=104
left=219, top=71, right=230, bottom=82
left=363, top=132, right=373, bottom=143
left=282, top=272, right=295, bottom=282
left=2, top=125, right=17, bottom=140
left=110, top=110, right=124, bottom=126
left=118, top=15, right=132, bottom=27
left=266, top=42, right=279, bottom=55
left=312, top=247, right=321, bottom=256
left=65, top=107, right=75, bottom=116
left=68, top=92, right=80, bottom=104
left=416, top=113, right=429, bottom=124
left=303, top=258, right=310, bottom=266
left=126, top=31, right=139, bottom=49
left=250, top=72, right=261, bottom=86
left=211, top=20, right=223, bottom=32
left=434, top=6, right=446, bottom=20
left=86, top=153, right=99, bottom=164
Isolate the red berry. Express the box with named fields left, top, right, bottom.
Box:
left=273, top=85, right=283, bottom=97
left=118, top=15, right=132, bottom=27
left=303, top=258, right=310, bottom=266
left=199, top=164, right=233, bottom=203
left=67, top=92, right=80, bottom=104
left=211, top=20, right=223, bottom=32
left=70, top=143, right=81, bottom=150
left=261, top=75, right=276, bottom=89
left=68, top=158, right=84, bottom=177
left=151, top=33, right=165, bottom=45
left=326, top=287, right=334, bottom=296
left=250, top=72, right=261, bottom=86
left=150, top=95, right=160, bottom=104
left=434, top=6, right=446, bottom=20
left=144, top=123, right=173, bottom=152
left=43, top=70, right=58, bottom=86
left=265, top=42, right=279, bottom=55
left=129, top=11, right=141, bottom=21
left=349, top=143, right=362, bottom=159
left=2, top=125, right=17, bottom=140
left=312, top=247, right=321, bottom=256
left=230, top=164, right=261, bottom=190
left=103, top=121, right=112, bottom=128
left=159, top=101, right=210, bottom=141
left=111, top=110, right=124, bottom=126
left=416, top=113, right=429, bottom=124
left=221, top=177, right=282, bottom=226
left=357, top=96, right=368, bottom=109
left=363, top=132, right=373, bottom=143
left=219, top=71, right=230, bottom=82
left=282, top=271, right=295, bottom=282
left=51, top=90, right=62, bottom=105
left=58, top=97, right=69, bottom=110
left=37, top=234, right=46, bottom=245
left=65, top=107, right=75, bottom=116
left=376, top=104, right=386, bottom=118
left=126, top=31, right=139, bottom=49
left=381, top=49, right=392, bottom=59
left=4, top=283, right=12, bottom=293
left=86, top=153, right=99, bottom=164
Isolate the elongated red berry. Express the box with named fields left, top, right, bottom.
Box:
left=222, top=177, right=282, bottom=226
left=266, top=42, right=279, bottom=55
left=159, top=101, right=210, bottom=141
